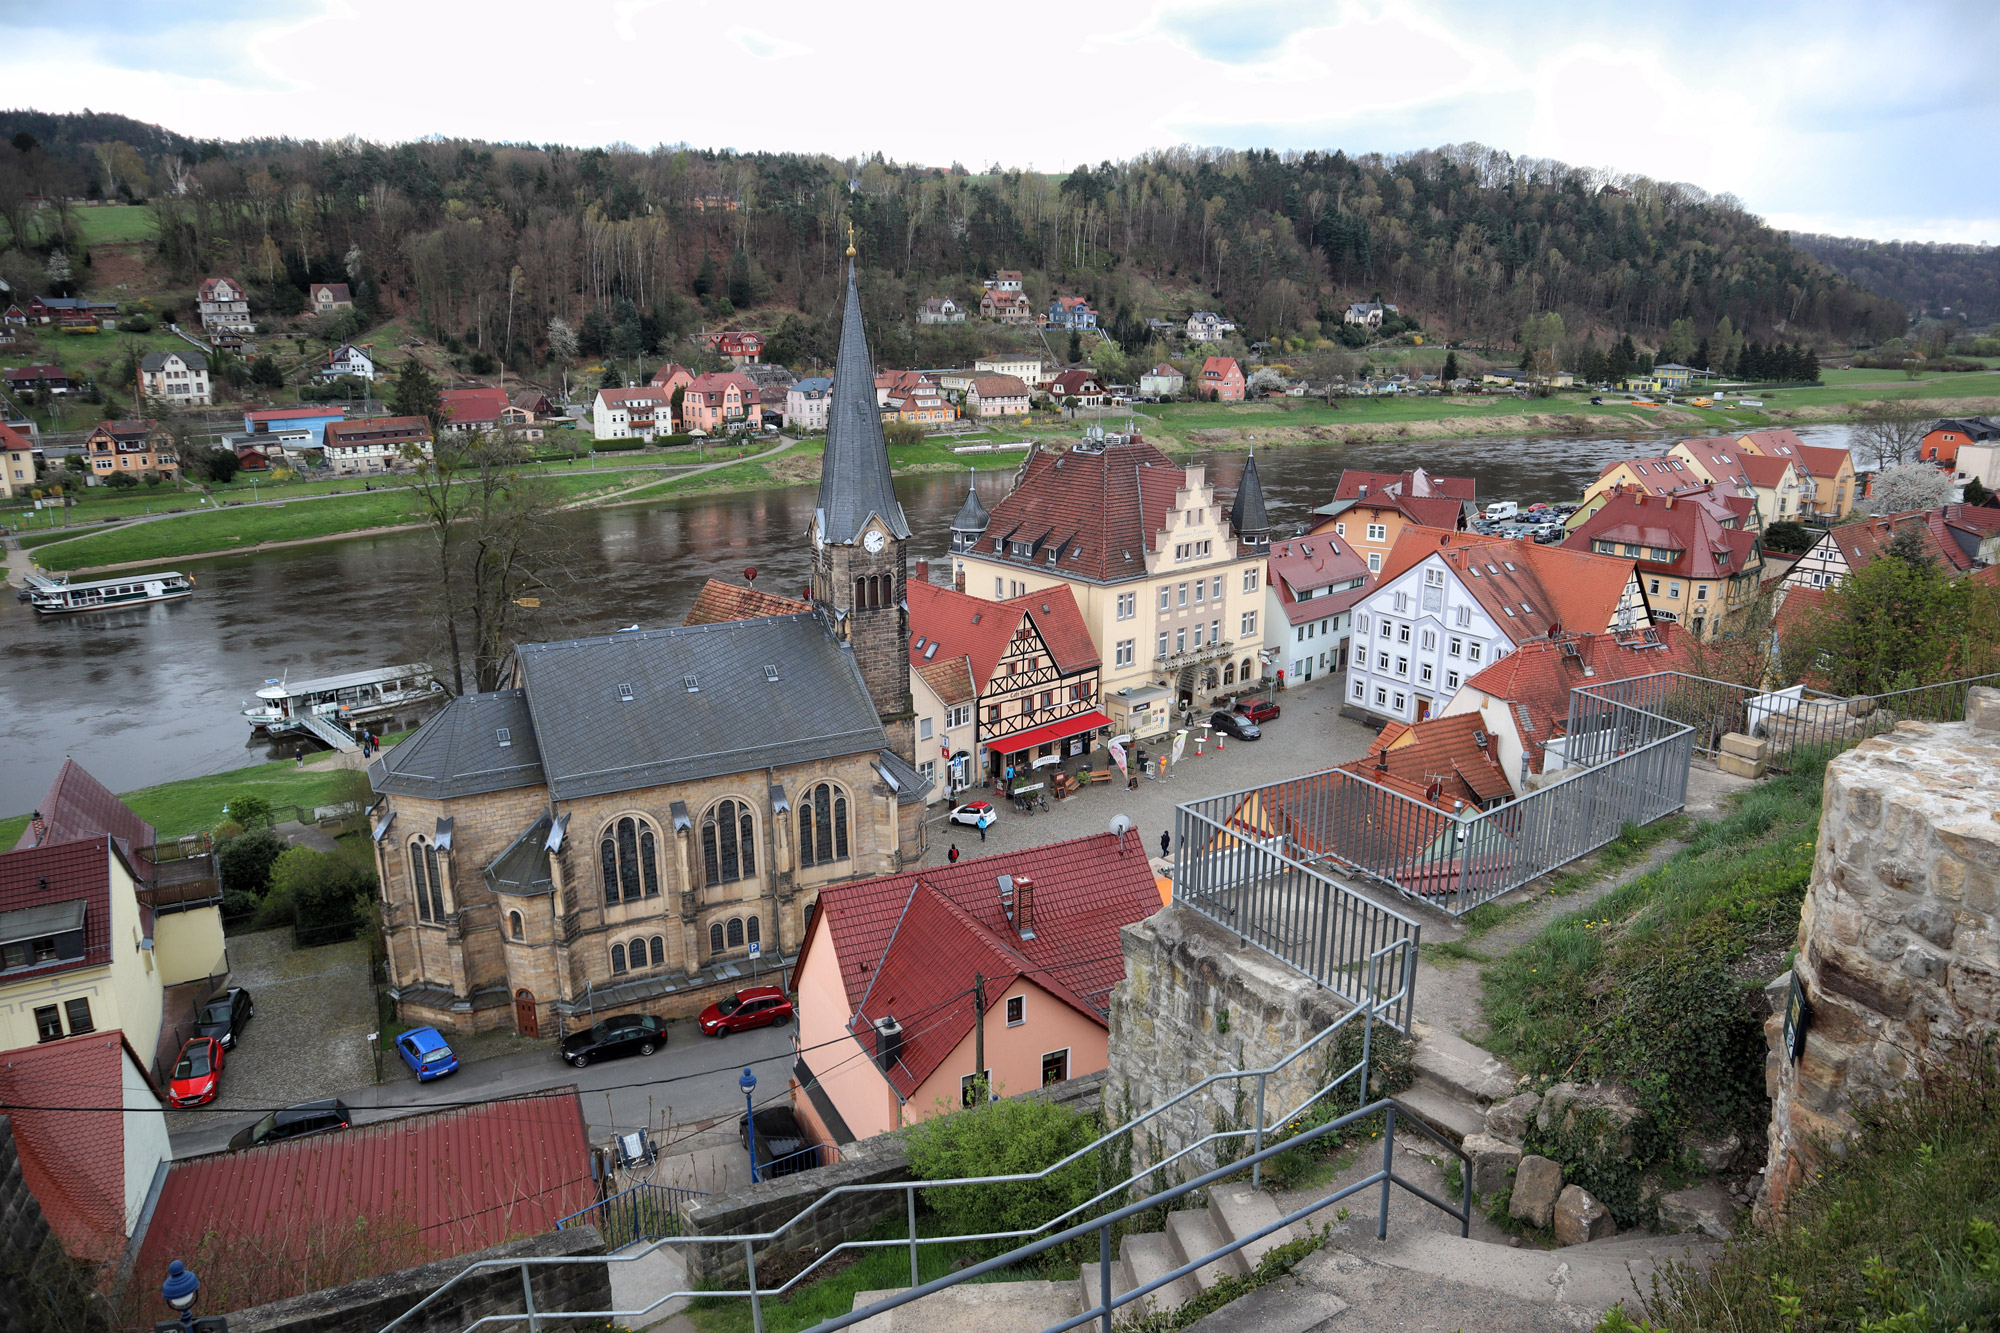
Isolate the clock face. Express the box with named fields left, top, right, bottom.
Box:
left=863, top=530, right=886, bottom=553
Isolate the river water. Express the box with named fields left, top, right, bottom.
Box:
left=0, top=424, right=1859, bottom=815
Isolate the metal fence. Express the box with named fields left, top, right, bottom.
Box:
left=555, top=1184, right=708, bottom=1249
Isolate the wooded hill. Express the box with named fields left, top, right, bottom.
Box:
left=0, top=112, right=1907, bottom=372
left=1788, top=232, right=2000, bottom=328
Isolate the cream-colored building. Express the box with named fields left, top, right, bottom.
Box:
left=974, top=354, right=1052, bottom=389
left=947, top=435, right=1272, bottom=703
left=0, top=838, right=163, bottom=1060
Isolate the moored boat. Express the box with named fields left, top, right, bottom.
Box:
left=243, top=664, right=445, bottom=741
left=29, top=571, right=195, bottom=615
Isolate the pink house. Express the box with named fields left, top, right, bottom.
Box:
left=1200, top=356, right=1245, bottom=402
left=681, top=371, right=757, bottom=433
left=790, top=831, right=1163, bottom=1144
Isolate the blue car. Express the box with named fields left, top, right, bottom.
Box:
left=395, top=1026, right=459, bottom=1081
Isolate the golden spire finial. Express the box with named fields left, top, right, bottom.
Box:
left=846, top=220, right=857, bottom=258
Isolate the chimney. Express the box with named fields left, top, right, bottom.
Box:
left=1013, top=875, right=1035, bottom=938
left=1664, top=494, right=1676, bottom=509
left=873, top=1016, right=904, bottom=1071
left=914, top=559, right=930, bottom=585
left=27, top=809, right=45, bottom=846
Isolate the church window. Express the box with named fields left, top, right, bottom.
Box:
left=710, top=923, right=725, bottom=954
left=702, top=799, right=756, bottom=884
left=650, top=936, right=666, bottom=968
left=799, top=782, right=850, bottom=866
left=727, top=918, right=745, bottom=948
left=600, top=816, right=659, bottom=905
left=410, top=838, right=444, bottom=924
left=611, top=943, right=628, bottom=974
left=509, top=911, right=523, bottom=940
left=747, top=916, right=761, bottom=946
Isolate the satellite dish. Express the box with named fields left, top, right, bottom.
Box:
left=1109, top=814, right=1133, bottom=837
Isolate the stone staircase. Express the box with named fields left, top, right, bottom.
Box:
left=1397, top=1020, right=1519, bottom=1145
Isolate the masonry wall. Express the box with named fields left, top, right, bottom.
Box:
left=1105, top=905, right=1363, bottom=1176
left=1759, top=689, right=2000, bottom=1217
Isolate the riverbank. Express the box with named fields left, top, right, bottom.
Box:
left=0, top=747, right=371, bottom=846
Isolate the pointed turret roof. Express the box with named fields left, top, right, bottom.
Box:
left=816, top=263, right=910, bottom=544
left=1230, top=451, right=1270, bottom=541
left=950, top=471, right=989, bottom=536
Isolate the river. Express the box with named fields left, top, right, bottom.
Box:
left=0, top=424, right=1860, bottom=816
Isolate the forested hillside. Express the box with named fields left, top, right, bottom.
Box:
left=1788, top=233, right=2000, bottom=327
left=1, top=112, right=1904, bottom=372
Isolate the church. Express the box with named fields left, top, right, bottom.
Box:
left=367, top=254, right=930, bottom=1039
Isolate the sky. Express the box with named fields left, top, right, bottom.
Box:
left=1, top=0, right=1995, bottom=245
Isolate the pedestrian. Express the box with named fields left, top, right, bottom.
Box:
left=948, top=844, right=960, bottom=864
left=294, top=745, right=304, bottom=768
left=977, top=817, right=987, bottom=843
left=1160, top=829, right=1171, bottom=859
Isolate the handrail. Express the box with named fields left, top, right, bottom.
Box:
left=376, top=939, right=1415, bottom=1333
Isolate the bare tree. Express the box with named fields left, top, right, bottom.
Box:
left=1866, top=464, right=1953, bottom=515
left=1849, top=399, right=1935, bottom=467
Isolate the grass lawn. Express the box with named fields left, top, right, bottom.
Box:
left=0, top=752, right=372, bottom=844
left=0, top=203, right=158, bottom=249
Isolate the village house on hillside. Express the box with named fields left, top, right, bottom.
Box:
left=1343, top=300, right=1398, bottom=329
left=139, top=350, right=211, bottom=407
left=85, top=418, right=179, bottom=481
left=1199, top=356, right=1244, bottom=402
left=1139, top=363, right=1184, bottom=399
left=196, top=276, right=252, bottom=333
left=321, top=342, right=377, bottom=381
left=704, top=331, right=764, bottom=365
left=1047, top=296, right=1097, bottom=330
left=980, top=287, right=1035, bottom=324
left=308, top=281, right=353, bottom=315
left=1186, top=311, right=1233, bottom=342
left=918, top=296, right=966, bottom=324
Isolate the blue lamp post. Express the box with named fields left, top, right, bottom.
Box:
left=161, top=1260, right=201, bottom=1332
left=740, top=1066, right=758, bottom=1183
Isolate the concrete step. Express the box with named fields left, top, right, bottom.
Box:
left=1392, top=1084, right=1486, bottom=1145
left=1119, top=1230, right=1202, bottom=1321
left=1411, top=1021, right=1519, bottom=1106
left=1207, top=1182, right=1302, bottom=1273
left=848, top=1279, right=1079, bottom=1332
left=1166, top=1206, right=1247, bottom=1288
left=1355, top=1228, right=1723, bottom=1308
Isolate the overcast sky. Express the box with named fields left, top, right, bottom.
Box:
left=3, top=0, right=1994, bottom=244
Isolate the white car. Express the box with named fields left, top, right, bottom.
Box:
left=949, top=801, right=998, bottom=829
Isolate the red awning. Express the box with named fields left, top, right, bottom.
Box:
left=991, top=710, right=1112, bottom=756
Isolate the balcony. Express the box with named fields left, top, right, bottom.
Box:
left=1155, top=637, right=1239, bottom=672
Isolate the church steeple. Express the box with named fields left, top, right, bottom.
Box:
left=814, top=262, right=910, bottom=548
left=1230, top=451, right=1271, bottom=551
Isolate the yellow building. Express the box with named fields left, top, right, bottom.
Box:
left=1737, top=428, right=1857, bottom=520
left=1567, top=454, right=1704, bottom=532
left=0, top=837, right=163, bottom=1058
left=0, top=422, right=34, bottom=498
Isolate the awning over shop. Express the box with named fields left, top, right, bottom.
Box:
left=991, top=710, right=1112, bottom=757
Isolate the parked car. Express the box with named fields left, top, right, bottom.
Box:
left=1209, top=710, right=1261, bottom=740
left=559, top=1013, right=667, bottom=1068
left=741, top=1106, right=818, bottom=1180
left=698, top=985, right=795, bottom=1038
left=1235, top=698, right=1281, bottom=724
left=196, top=987, right=255, bottom=1049
left=395, top=1025, right=460, bottom=1081
left=229, top=1098, right=351, bottom=1150
left=169, top=1036, right=225, bottom=1108
left=949, top=800, right=998, bottom=829
left=1484, top=501, right=1518, bottom=521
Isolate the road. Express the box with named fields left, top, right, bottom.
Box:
left=165, top=1014, right=795, bottom=1159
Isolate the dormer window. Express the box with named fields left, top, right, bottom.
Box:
left=617, top=683, right=635, bottom=701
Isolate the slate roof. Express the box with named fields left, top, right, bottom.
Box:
left=789, top=376, right=832, bottom=396
left=15, top=757, right=155, bottom=852
left=140, top=350, right=207, bottom=372
left=512, top=613, right=891, bottom=800
left=975, top=438, right=1191, bottom=585
left=1924, top=416, right=2000, bottom=444
left=1378, top=531, right=1642, bottom=642
left=1267, top=535, right=1371, bottom=626
left=0, top=838, right=115, bottom=979
left=1229, top=452, right=1270, bottom=537
left=0, top=1031, right=157, bottom=1263
left=1458, top=627, right=1693, bottom=772
left=950, top=478, right=989, bottom=536
left=793, top=831, right=1162, bottom=1099
left=816, top=264, right=910, bottom=544
left=1564, top=491, right=1760, bottom=580
left=369, top=690, right=546, bottom=800
left=681, top=578, right=810, bottom=627
left=485, top=812, right=555, bottom=895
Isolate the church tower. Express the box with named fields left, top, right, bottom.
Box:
left=810, top=237, right=916, bottom=761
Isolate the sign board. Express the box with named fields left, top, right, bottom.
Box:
left=748, top=941, right=761, bottom=960
left=1783, top=972, right=1811, bottom=1063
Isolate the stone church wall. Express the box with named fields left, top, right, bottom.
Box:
left=1759, top=689, right=2000, bottom=1217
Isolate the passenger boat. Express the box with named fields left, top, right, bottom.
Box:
left=243, top=664, right=445, bottom=738
left=29, top=571, right=195, bottom=615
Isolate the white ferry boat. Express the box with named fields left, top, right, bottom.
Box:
left=243, top=664, right=445, bottom=746
left=29, top=571, right=196, bottom=616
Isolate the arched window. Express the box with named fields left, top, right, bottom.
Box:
left=410, top=843, right=431, bottom=923
left=854, top=575, right=867, bottom=606
left=509, top=911, right=524, bottom=940
left=649, top=936, right=665, bottom=968
left=798, top=782, right=850, bottom=866
left=701, top=799, right=756, bottom=884
left=1223, top=660, right=1236, bottom=685
left=746, top=916, right=761, bottom=946
left=1241, top=657, right=1253, bottom=682
left=628, top=938, right=650, bottom=969
left=599, top=816, right=660, bottom=905
left=611, top=943, right=628, bottom=974
left=425, top=843, right=444, bottom=918
left=409, top=838, right=443, bottom=924
left=727, top=918, right=745, bottom=948
left=709, top=923, right=725, bottom=954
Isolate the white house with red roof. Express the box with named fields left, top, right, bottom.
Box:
left=1264, top=533, right=1372, bottom=684
left=196, top=276, right=252, bottom=332
left=593, top=385, right=674, bottom=441
left=789, top=830, right=1163, bottom=1143
left=0, top=837, right=162, bottom=1061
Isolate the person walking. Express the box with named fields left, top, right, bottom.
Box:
left=948, top=844, right=960, bottom=864
left=1160, top=829, right=1171, bottom=859
left=977, top=817, right=987, bottom=843
left=295, top=745, right=304, bottom=769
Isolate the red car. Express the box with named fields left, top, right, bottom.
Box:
left=697, top=986, right=795, bottom=1038
left=169, top=1036, right=225, bottom=1108
left=1235, top=699, right=1281, bottom=724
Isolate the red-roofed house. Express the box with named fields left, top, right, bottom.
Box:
left=790, top=831, right=1162, bottom=1141
left=681, top=372, right=757, bottom=433
left=593, top=386, right=674, bottom=441
left=1564, top=489, right=1764, bottom=641
left=1438, top=625, right=1695, bottom=789
left=1263, top=533, right=1371, bottom=683
left=0, top=838, right=161, bottom=1060
left=1311, top=467, right=1476, bottom=575
left=0, top=421, right=34, bottom=499
left=908, top=578, right=1103, bottom=781
left=1199, top=356, right=1244, bottom=402
left=1346, top=531, right=1649, bottom=724
left=196, top=276, right=252, bottom=333
left=650, top=362, right=695, bottom=394
left=681, top=577, right=810, bottom=626
left=84, top=418, right=179, bottom=481
left=0, top=1030, right=170, bottom=1265
left=1781, top=505, right=2000, bottom=593
left=1048, top=370, right=1106, bottom=407
left=1671, top=435, right=1805, bottom=527
left=1566, top=454, right=1704, bottom=531
left=438, top=387, right=513, bottom=432
left=703, top=331, right=764, bottom=365
left=307, top=281, right=353, bottom=315
left=1737, top=428, right=1859, bottom=519
left=1337, top=712, right=1514, bottom=812
left=980, top=288, right=1034, bottom=324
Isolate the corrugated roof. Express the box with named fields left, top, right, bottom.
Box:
left=371, top=690, right=546, bottom=800
left=134, top=1092, right=595, bottom=1288
left=0, top=1031, right=154, bottom=1263
left=15, top=757, right=155, bottom=851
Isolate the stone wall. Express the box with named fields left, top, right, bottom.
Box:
left=1105, top=906, right=1365, bottom=1176
left=229, top=1228, right=609, bottom=1333
left=1759, top=688, right=2000, bottom=1218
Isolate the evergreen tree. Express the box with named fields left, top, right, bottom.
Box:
left=391, top=357, right=444, bottom=433
left=1441, top=350, right=1459, bottom=384
left=600, top=363, right=624, bottom=390
left=1693, top=337, right=1711, bottom=371
left=1965, top=477, right=1991, bottom=506
left=578, top=307, right=610, bottom=356
left=1068, top=331, right=1083, bottom=365
left=727, top=246, right=753, bottom=308
left=693, top=252, right=716, bottom=299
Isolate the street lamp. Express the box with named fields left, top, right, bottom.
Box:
left=740, top=1066, right=758, bottom=1183
left=161, top=1260, right=200, bottom=1333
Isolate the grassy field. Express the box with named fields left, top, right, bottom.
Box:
left=0, top=202, right=158, bottom=249
left=0, top=752, right=372, bottom=845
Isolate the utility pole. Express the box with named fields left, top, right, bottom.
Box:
left=972, top=973, right=985, bottom=1106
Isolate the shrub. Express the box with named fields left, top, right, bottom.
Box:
left=105, top=471, right=138, bottom=489
left=883, top=421, right=926, bottom=448
left=904, top=1095, right=1100, bottom=1258
left=117, top=314, right=153, bottom=333
left=227, top=795, right=275, bottom=829
left=591, top=438, right=647, bottom=452
left=217, top=828, right=285, bottom=899
left=259, top=844, right=377, bottom=932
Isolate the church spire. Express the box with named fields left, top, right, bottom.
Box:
left=1230, top=450, right=1270, bottom=550
left=815, top=261, right=909, bottom=546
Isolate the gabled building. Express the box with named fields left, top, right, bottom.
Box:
left=790, top=831, right=1163, bottom=1142
left=0, top=837, right=161, bottom=1060
left=787, top=376, right=833, bottom=431
left=963, top=374, right=1030, bottom=418
left=681, top=371, right=758, bottom=433
left=85, top=418, right=178, bottom=481
left=1264, top=530, right=1371, bottom=684
left=593, top=386, right=674, bottom=441
left=321, top=342, right=378, bottom=381
left=322, top=416, right=432, bottom=474
left=139, top=349, right=211, bottom=407
left=650, top=362, right=696, bottom=393
left=910, top=643, right=979, bottom=801
left=1338, top=713, right=1514, bottom=813
left=1670, top=435, right=1805, bottom=527
left=1563, top=489, right=1763, bottom=640
left=308, top=281, right=354, bottom=315
left=681, top=577, right=809, bottom=627
left=918, top=297, right=966, bottom=324
left=439, top=387, right=514, bottom=433
left=1048, top=369, right=1105, bottom=407
left=1186, top=311, right=1233, bottom=343
left=6, top=364, right=76, bottom=395
left=1567, top=454, right=1706, bottom=531
left=980, top=288, right=1035, bottom=324
left=975, top=353, right=1051, bottom=388
left=195, top=276, right=252, bottom=332
left=1047, top=296, right=1097, bottom=330
left=1346, top=531, right=1648, bottom=725
left=1920, top=416, right=1999, bottom=468
left=984, top=270, right=1024, bottom=292
left=511, top=389, right=555, bottom=420
left=27, top=296, right=117, bottom=329
left=1310, top=467, right=1477, bottom=574
left=1738, top=430, right=1856, bottom=519
left=1342, top=301, right=1398, bottom=329
left=704, top=331, right=764, bottom=365
left=1139, top=364, right=1184, bottom=399
left=1782, top=505, right=2000, bottom=592
left=0, top=421, right=35, bottom=499
left=1198, top=356, right=1243, bottom=402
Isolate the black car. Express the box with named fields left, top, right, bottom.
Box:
left=228, top=1098, right=351, bottom=1150
left=1209, top=710, right=1261, bottom=741
left=196, top=987, right=255, bottom=1049
left=559, top=1013, right=667, bottom=1068
left=741, top=1106, right=818, bottom=1180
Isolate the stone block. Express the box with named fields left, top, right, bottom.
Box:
left=1690, top=1130, right=1742, bottom=1172
left=1552, top=1184, right=1616, bottom=1246
left=1484, top=1091, right=1540, bottom=1145
left=1902, top=903, right=1957, bottom=948
left=1461, top=1133, right=1522, bottom=1197
left=1967, top=686, right=2000, bottom=735
left=1715, top=750, right=1765, bottom=779
left=1719, top=732, right=1768, bottom=761
left=1509, top=1154, right=1563, bottom=1229
left=1535, top=1083, right=1581, bottom=1134
left=1659, top=1181, right=1736, bottom=1240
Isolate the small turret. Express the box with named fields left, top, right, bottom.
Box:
left=1230, top=451, right=1271, bottom=552
left=949, top=469, right=989, bottom=554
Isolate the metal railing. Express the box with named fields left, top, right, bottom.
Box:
left=376, top=940, right=1415, bottom=1333
left=555, top=1183, right=708, bottom=1248
left=751, top=1139, right=838, bottom=1183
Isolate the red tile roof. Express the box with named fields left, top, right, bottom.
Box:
left=1378, top=530, right=1642, bottom=643
left=1821, top=506, right=1999, bottom=576
left=682, top=578, right=811, bottom=626
left=1342, top=712, right=1512, bottom=807
left=1005, top=586, right=1100, bottom=672
left=0, top=1031, right=156, bottom=1263
left=1458, top=626, right=1695, bottom=772
left=1792, top=444, right=1853, bottom=480
left=1333, top=468, right=1477, bottom=503
left=1564, top=490, right=1760, bottom=581
left=15, top=758, right=155, bottom=852
left=1598, top=454, right=1697, bottom=494
left=0, top=422, right=32, bottom=452
left=245, top=406, right=346, bottom=423
left=1049, top=370, right=1104, bottom=396
left=907, top=581, right=1098, bottom=689
left=1267, top=536, right=1371, bottom=626
left=0, top=838, right=115, bottom=980
left=1738, top=453, right=1796, bottom=488
left=968, top=374, right=1031, bottom=399
left=134, top=1092, right=595, bottom=1287
left=1200, top=356, right=1241, bottom=380
left=977, top=439, right=1193, bottom=585
left=440, top=387, right=510, bottom=424
left=650, top=362, right=694, bottom=387
left=915, top=655, right=977, bottom=705
left=793, top=832, right=1162, bottom=1098
left=1737, top=427, right=1811, bottom=458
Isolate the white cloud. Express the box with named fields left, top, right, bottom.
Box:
left=728, top=26, right=808, bottom=60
